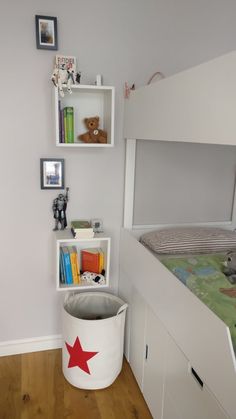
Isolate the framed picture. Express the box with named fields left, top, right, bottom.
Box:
left=40, top=158, right=64, bottom=189
left=35, top=15, right=58, bottom=50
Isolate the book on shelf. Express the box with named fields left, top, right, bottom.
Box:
left=66, top=107, right=74, bottom=143
left=55, top=55, right=76, bottom=73
left=71, top=220, right=91, bottom=229
left=73, top=245, right=81, bottom=284
left=98, top=248, right=104, bottom=273
left=59, top=107, right=74, bottom=144
left=81, top=247, right=104, bottom=274
left=71, top=220, right=94, bottom=238
left=63, top=108, right=68, bottom=143
left=61, top=246, right=73, bottom=284
left=60, top=109, right=65, bottom=143
left=68, top=246, right=80, bottom=284
left=59, top=248, right=66, bottom=284
left=58, top=100, right=62, bottom=143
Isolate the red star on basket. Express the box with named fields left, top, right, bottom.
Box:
left=65, top=336, right=99, bottom=374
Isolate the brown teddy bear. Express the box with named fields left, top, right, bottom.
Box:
left=78, top=116, right=107, bottom=143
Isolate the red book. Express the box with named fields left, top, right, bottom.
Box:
left=81, top=248, right=100, bottom=273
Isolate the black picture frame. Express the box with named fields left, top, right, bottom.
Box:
left=40, top=158, right=64, bottom=189
left=35, top=15, right=58, bottom=50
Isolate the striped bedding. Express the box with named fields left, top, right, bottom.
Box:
left=140, top=227, right=236, bottom=255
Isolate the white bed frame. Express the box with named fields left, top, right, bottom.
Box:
left=119, top=51, right=236, bottom=419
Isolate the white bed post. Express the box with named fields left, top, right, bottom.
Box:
left=123, top=139, right=136, bottom=229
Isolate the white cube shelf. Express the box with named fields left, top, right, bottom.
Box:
left=54, top=85, right=115, bottom=147
left=55, top=230, right=111, bottom=291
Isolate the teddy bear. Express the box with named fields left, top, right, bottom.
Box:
left=78, top=116, right=107, bottom=143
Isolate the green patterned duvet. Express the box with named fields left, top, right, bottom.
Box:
left=161, top=254, right=236, bottom=351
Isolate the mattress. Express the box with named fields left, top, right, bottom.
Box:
left=161, top=253, right=236, bottom=352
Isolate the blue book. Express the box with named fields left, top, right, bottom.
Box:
left=61, top=246, right=73, bottom=284
left=59, top=248, right=66, bottom=284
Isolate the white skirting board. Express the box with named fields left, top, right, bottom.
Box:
left=0, top=335, right=62, bottom=357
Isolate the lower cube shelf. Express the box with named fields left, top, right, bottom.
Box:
left=55, top=230, right=110, bottom=291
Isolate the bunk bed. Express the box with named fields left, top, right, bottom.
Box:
left=119, top=51, right=236, bottom=419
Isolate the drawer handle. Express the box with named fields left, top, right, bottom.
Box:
left=191, top=367, right=203, bottom=388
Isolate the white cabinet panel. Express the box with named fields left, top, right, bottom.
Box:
left=203, top=387, right=229, bottom=419
left=118, top=269, right=133, bottom=361
left=163, top=391, right=182, bottom=419
left=143, top=308, right=167, bottom=419
left=120, top=277, right=229, bottom=419
left=129, top=287, right=147, bottom=389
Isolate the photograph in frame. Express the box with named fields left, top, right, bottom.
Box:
left=40, top=158, right=64, bottom=189
left=35, top=15, right=58, bottom=50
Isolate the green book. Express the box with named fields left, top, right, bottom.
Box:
left=63, top=108, right=68, bottom=143
left=66, top=107, right=74, bottom=143
left=71, top=220, right=91, bottom=229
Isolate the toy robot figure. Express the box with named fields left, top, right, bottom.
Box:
left=51, top=65, right=68, bottom=97
left=51, top=65, right=81, bottom=97
left=66, top=63, right=76, bottom=93
left=53, top=187, right=69, bottom=231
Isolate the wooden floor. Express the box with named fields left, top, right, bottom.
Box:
left=0, top=349, right=152, bottom=419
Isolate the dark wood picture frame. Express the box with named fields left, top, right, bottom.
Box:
left=35, top=15, right=58, bottom=50
left=40, top=158, right=64, bottom=190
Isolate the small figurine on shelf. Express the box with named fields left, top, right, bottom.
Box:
left=53, top=187, right=69, bottom=231
left=51, top=55, right=80, bottom=97
left=81, top=270, right=106, bottom=285
left=51, top=62, right=75, bottom=97
left=66, top=62, right=76, bottom=93
left=76, top=71, right=81, bottom=84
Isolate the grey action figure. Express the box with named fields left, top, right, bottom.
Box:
left=53, top=187, right=69, bottom=231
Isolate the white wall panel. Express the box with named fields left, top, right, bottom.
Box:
left=134, top=140, right=236, bottom=225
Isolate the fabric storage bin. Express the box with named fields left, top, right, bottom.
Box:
left=62, top=292, right=128, bottom=389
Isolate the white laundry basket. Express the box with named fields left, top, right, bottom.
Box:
left=62, top=292, right=128, bottom=389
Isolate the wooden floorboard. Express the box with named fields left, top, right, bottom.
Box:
left=0, top=349, right=152, bottom=419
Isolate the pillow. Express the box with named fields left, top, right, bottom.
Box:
left=139, top=227, right=236, bottom=255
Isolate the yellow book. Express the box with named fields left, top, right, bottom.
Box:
left=98, top=248, right=104, bottom=273
left=69, top=247, right=80, bottom=284
left=73, top=246, right=81, bottom=284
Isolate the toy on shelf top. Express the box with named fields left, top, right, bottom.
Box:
left=51, top=55, right=81, bottom=97
left=53, top=187, right=69, bottom=231
left=81, top=271, right=106, bottom=285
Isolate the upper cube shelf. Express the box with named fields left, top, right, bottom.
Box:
left=54, top=84, right=115, bottom=147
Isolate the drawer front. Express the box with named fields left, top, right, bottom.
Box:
left=164, top=335, right=229, bottom=419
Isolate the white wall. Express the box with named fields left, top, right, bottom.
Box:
left=1, top=0, right=236, bottom=343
